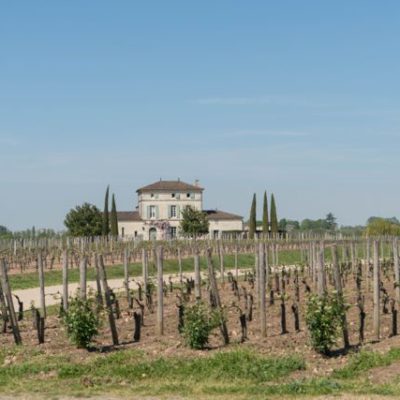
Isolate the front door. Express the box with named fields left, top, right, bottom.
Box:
left=149, top=227, right=157, bottom=241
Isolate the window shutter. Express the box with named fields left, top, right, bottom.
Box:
left=147, top=206, right=150, bottom=219
left=168, top=205, right=171, bottom=219
left=190, top=193, right=195, bottom=199
left=177, top=205, right=181, bottom=219
left=156, top=206, right=159, bottom=219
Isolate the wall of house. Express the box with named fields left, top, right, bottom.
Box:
left=118, top=221, right=145, bottom=238
left=138, top=190, right=203, bottom=221
left=208, top=219, right=244, bottom=239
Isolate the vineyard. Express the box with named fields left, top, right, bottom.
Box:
left=0, top=236, right=400, bottom=398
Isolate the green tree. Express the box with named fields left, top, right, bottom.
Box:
left=279, top=219, right=300, bottom=232
left=180, top=206, right=209, bottom=237
left=270, top=193, right=278, bottom=235
left=110, top=193, right=119, bottom=236
left=102, top=185, right=110, bottom=236
left=262, top=191, right=269, bottom=237
left=64, top=203, right=103, bottom=237
left=0, top=226, right=12, bottom=239
left=325, top=213, right=337, bottom=231
left=366, top=217, right=400, bottom=236
left=248, top=194, right=256, bottom=239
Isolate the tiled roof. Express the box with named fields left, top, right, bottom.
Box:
left=205, top=210, right=243, bottom=221
left=137, top=180, right=203, bottom=193
left=117, top=211, right=142, bottom=222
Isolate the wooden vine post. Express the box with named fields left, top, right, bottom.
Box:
left=258, top=242, right=267, bottom=337
left=0, top=259, right=22, bottom=345
left=156, top=246, right=164, bottom=336
left=331, top=244, right=350, bottom=349
left=38, top=252, right=46, bottom=319
left=194, top=248, right=201, bottom=300
left=373, top=240, right=380, bottom=341
left=62, top=249, right=68, bottom=311
left=206, top=248, right=229, bottom=345
left=98, top=254, right=119, bottom=345
left=79, top=256, right=87, bottom=300
left=123, top=248, right=131, bottom=307
left=177, top=247, right=183, bottom=284
left=393, top=238, right=400, bottom=305
left=142, top=248, right=148, bottom=296
left=234, top=244, right=239, bottom=281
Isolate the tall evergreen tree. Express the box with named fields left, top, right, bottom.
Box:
left=102, top=185, right=110, bottom=236
left=270, top=193, right=278, bottom=235
left=249, top=193, right=257, bottom=239
left=262, top=190, right=269, bottom=237
left=110, top=193, right=119, bottom=236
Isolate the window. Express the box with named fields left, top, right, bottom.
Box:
left=134, top=231, right=137, bottom=237
left=151, top=193, right=154, bottom=198
left=186, top=193, right=191, bottom=198
left=171, top=205, right=177, bottom=218
left=149, top=205, right=156, bottom=218
left=171, top=193, right=175, bottom=198
left=121, top=227, right=125, bottom=237
left=170, top=226, right=177, bottom=239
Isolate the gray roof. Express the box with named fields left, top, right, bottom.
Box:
left=205, top=210, right=243, bottom=221
left=117, top=211, right=142, bottom=222
left=137, top=180, right=203, bottom=193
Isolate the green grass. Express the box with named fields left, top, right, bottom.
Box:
left=0, top=347, right=305, bottom=397
left=2, top=346, right=400, bottom=398
left=333, top=347, right=400, bottom=379
left=9, top=250, right=306, bottom=291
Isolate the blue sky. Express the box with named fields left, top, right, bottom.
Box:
left=1, top=1, right=400, bottom=230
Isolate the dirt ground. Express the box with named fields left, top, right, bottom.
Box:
left=1, top=265, right=400, bottom=383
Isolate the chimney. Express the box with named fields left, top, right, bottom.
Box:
left=194, top=179, right=199, bottom=187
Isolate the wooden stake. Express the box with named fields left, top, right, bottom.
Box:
left=258, top=242, right=267, bottom=337
left=373, top=240, right=380, bottom=341
left=79, top=256, right=87, bottom=300
left=332, top=244, right=350, bottom=349
left=98, top=254, right=119, bottom=345
left=393, top=238, right=400, bottom=305
left=38, top=252, right=46, bottom=319
left=206, top=248, right=229, bottom=345
left=156, top=246, right=164, bottom=336
left=123, top=248, right=131, bottom=307
left=142, top=248, right=148, bottom=295
left=0, top=259, right=22, bottom=345
left=194, top=248, right=201, bottom=300
left=62, top=250, right=68, bottom=311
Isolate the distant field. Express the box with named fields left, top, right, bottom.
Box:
left=8, top=250, right=304, bottom=290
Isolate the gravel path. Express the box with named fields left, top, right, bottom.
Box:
left=11, top=269, right=250, bottom=309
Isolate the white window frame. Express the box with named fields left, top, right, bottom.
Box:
left=171, top=205, right=177, bottom=218
left=149, top=205, right=156, bottom=219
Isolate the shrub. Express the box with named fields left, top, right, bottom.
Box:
left=305, top=291, right=346, bottom=355
left=62, top=296, right=100, bottom=349
left=182, top=302, right=220, bottom=349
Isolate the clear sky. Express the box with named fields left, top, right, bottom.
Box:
left=1, top=1, right=400, bottom=230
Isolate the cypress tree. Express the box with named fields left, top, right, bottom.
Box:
left=110, top=193, right=119, bottom=236
left=102, top=185, right=110, bottom=236
left=270, top=193, right=278, bottom=235
left=262, top=191, right=269, bottom=237
left=249, top=193, right=257, bottom=239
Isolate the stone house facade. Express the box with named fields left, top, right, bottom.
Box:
left=117, top=179, right=243, bottom=240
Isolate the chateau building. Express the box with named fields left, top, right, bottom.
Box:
left=117, top=179, right=243, bottom=240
